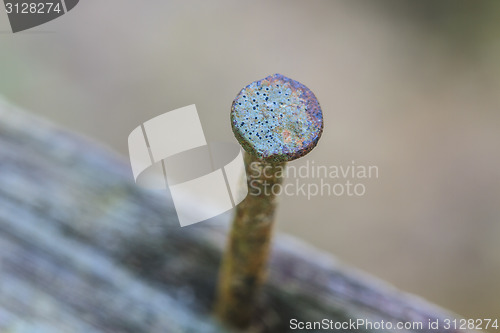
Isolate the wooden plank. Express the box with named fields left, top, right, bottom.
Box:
left=0, top=98, right=471, bottom=332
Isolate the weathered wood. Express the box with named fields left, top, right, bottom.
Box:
left=0, top=97, right=472, bottom=333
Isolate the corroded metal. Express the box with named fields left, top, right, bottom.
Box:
left=231, top=73, right=323, bottom=163
left=216, top=74, right=324, bottom=330
left=215, top=152, right=284, bottom=329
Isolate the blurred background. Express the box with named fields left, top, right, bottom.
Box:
left=1, top=0, right=499, bottom=320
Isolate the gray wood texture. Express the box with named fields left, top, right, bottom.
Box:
left=0, top=98, right=472, bottom=333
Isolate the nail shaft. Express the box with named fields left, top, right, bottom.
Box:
left=216, top=152, right=285, bottom=328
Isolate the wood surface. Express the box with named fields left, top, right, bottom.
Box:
left=0, top=98, right=472, bottom=333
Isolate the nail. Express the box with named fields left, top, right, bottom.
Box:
left=215, top=73, right=323, bottom=329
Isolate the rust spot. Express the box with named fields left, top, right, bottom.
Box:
left=283, top=130, right=292, bottom=143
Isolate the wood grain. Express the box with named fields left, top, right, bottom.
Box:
left=0, top=98, right=471, bottom=333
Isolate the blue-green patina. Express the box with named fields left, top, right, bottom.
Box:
left=231, top=74, right=323, bottom=163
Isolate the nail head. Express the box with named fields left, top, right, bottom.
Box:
left=231, top=73, right=323, bottom=163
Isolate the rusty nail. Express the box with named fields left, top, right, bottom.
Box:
left=215, top=73, right=324, bottom=329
